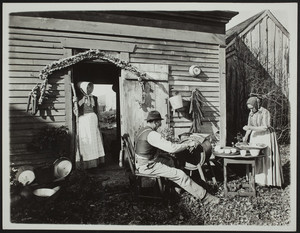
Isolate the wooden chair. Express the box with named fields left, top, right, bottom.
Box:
left=121, top=134, right=166, bottom=199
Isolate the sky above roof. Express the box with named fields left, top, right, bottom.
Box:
left=224, top=4, right=292, bottom=33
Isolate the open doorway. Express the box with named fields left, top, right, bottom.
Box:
left=72, top=61, right=121, bottom=167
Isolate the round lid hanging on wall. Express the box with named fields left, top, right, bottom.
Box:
left=189, top=65, right=202, bottom=77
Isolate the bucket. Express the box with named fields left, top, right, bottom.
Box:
left=169, top=95, right=183, bottom=110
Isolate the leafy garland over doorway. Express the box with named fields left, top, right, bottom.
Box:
left=35, top=49, right=147, bottom=107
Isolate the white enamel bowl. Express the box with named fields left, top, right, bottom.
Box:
left=249, top=149, right=260, bottom=156
left=33, top=186, right=61, bottom=197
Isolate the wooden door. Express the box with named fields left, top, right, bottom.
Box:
left=119, top=64, right=169, bottom=142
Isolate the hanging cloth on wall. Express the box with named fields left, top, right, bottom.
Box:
left=189, top=89, right=205, bottom=133
left=26, top=84, right=40, bottom=115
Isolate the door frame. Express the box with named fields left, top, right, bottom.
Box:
left=64, top=49, right=130, bottom=164
left=63, top=49, right=75, bottom=164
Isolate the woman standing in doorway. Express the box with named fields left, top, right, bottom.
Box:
left=76, top=81, right=105, bottom=169
left=242, top=96, right=283, bottom=187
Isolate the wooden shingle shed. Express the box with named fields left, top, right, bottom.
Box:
left=8, top=11, right=238, bottom=167
left=225, top=10, right=290, bottom=144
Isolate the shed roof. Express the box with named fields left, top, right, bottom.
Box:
left=11, top=10, right=238, bottom=24
left=10, top=10, right=238, bottom=35
left=226, top=10, right=289, bottom=45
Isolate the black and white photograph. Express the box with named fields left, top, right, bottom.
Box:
left=2, top=2, right=297, bottom=231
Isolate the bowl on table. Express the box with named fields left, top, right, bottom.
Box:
left=249, top=149, right=260, bottom=156
left=236, top=142, right=267, bottom=150
left=214, top=146, right=238, bottom=154
left=231, top=148, right=237, bottom=153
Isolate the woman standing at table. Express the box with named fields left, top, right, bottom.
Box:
left=242, top=96, right=283, bottom=187
left=76, top=81, right=105, bottom=169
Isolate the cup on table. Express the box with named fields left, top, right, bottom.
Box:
left=216, top=148, right=224, bottom=153
left=240, top=150, right=247, bottom=156
left=231, top=148, right=237, bottom=153
left=224, top=148, right=231, bottom=154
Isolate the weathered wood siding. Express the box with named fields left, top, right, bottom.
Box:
left=9, top=27, right=68, bottom=166
left=9, top=15, right=225, bottom=166
left=130, top=42, right=222, bottom=137
left=120, top=64, right=169, bottom=142
left=226, top=14, right=290, bottom=144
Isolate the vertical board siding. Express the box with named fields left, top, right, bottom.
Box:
left=275, top=25, right=283, bottom=89
left=260, top=17, right=268, bottom=69
left=267, top=18, right=276, bottom=78
left=226, top=14, right=290, bottom=144
left=9, top=23, right=222, bottom=166
left=251, top=24, right=260, bottom=57
left=282, top=35, right=289, bottom=95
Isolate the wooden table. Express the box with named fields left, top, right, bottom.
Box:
left=213, top=152, right=265, bottom=197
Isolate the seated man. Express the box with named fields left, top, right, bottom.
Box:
left=134, top=110, right=219, bottom=205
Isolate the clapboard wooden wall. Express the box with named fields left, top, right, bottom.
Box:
left=9, top=11, right=236, bottom=166
left=130, top=41, right=221, bottom=136
left=226, top=10, right=290, bottom=144
left=9, top=27, right=68, bottom=166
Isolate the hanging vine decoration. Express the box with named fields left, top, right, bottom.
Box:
left=35, top=49, right=147, bottom=106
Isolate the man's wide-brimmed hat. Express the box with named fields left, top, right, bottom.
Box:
left=146, top=110, right=164, bottom=121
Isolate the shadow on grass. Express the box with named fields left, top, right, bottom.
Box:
left=282, top=160, right=290, bottom=189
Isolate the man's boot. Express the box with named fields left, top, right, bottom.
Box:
left=201, top=192, right=220, bottom=205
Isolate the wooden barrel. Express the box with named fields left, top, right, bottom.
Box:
left=200, top=139, right=212, bottom=165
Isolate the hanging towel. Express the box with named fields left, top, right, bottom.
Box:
left=189, top=89, right=205, bottom=133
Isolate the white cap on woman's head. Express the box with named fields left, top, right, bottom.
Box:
left=77, top=81, right=94, bottom=95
